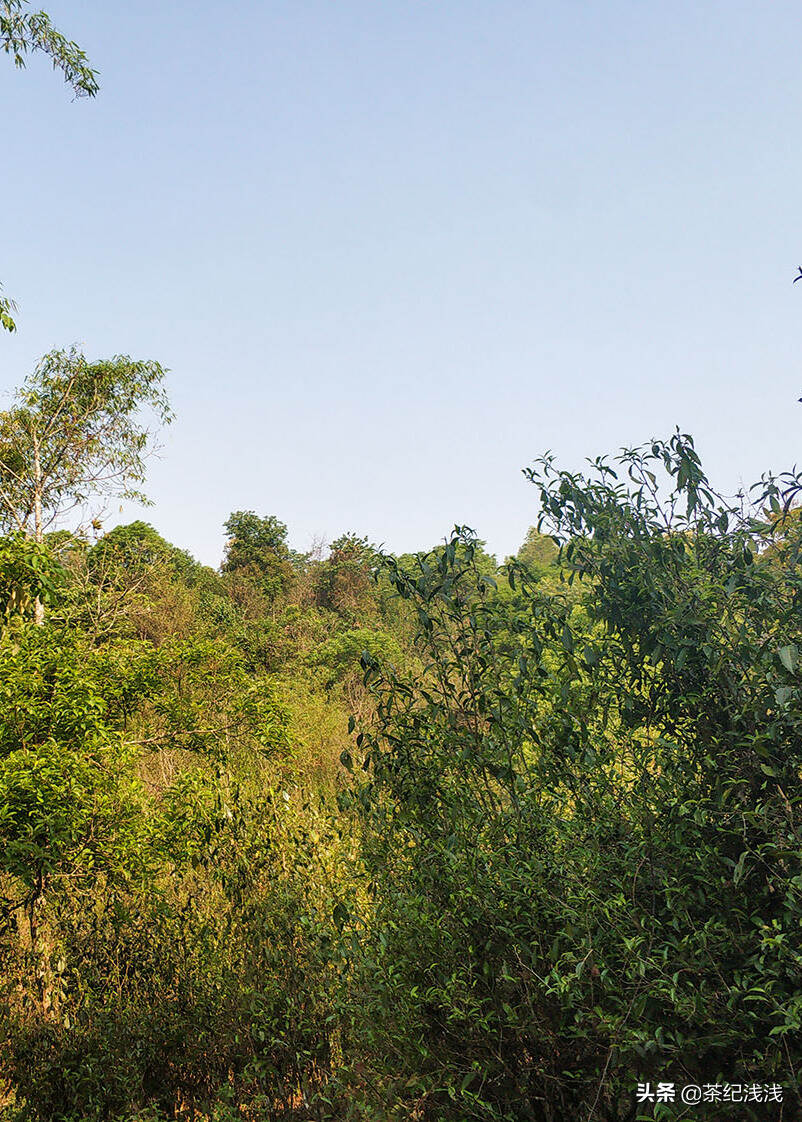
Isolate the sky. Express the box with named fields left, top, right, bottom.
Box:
left=2, top=0, right=801, bottom=566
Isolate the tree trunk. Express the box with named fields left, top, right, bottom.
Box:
left=27, top=886, right=58, bottom=1020
left=32, top=431, right=45, bottom=625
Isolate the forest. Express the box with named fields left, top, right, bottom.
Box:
left=3, top=3, right=802, bottom=1120
left=1, top=350, right=801, bottom=1121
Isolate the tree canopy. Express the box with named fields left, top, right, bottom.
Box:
left=0, top=348, right=172, bottom=543
left=222, top=510, right=296, bottom=601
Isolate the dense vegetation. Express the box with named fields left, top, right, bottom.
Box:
left=0, top=351, right=800, bottom=1121
left=4, top=4, right=800, bottom=1118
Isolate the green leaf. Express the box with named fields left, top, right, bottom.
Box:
left=778, top=645, right=798, bottom=673
left=332, top=901, right=349, bottom=931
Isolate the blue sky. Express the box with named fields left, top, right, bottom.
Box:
left=2, top=0, right=801, bottom=565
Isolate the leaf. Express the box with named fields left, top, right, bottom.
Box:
left=332, top=901, right=349, bottom=931
left=778, top=645, right=798, bottom=673
left=733, top=850, right=749, bottom=887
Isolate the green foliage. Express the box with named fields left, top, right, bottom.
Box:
left=3, top=416, right=801, bottom=1121
left=89, top=521, right=203, bottom=581
left=310, top=627, right=403, bottom=689
left=514, top=524, right=559, bottom=574
left=0, top=533, right=63, bottom=626
left=1, top=0, right=98, bottom=96
left=395, top=531, right=499, bottom=581
left=0, top=734, right=145, bottom=895
left=222, top=510, right=295, bottom=601
left=315, top=534, right=380, bottom=619
left=0, top=609, right=334, bottom=1120
left=0, top=284, right=17, bottom=333
left=336, top=438, right=802, bottom=1120
left=0, top=349, right=172, bottom=542
left=3, top=779, right=343, bottom=1122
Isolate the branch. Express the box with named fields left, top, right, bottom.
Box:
left=0, top=1, right=99, bottom=97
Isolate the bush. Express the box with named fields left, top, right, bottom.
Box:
left=338, top=436, right=802, bottom=1120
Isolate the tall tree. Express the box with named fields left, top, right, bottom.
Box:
left=514, top=525, right=559, bottom=572
left=0, top=348, right=171, bottom=618
left=314, top=533, right=380, bottom=620
left=222, top=510, right=295, bottom=601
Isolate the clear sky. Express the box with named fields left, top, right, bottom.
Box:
left=2, top=0, right=801, bottom=566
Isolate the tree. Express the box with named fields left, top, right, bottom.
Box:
left=221, top=511, right=295, bottom=601
left=342, top=436, right=802, bottom=1119
left=0, top=348, right=171, bottom=620
left=314, top=532, right=380, bottom=619
left=89, top=520, right=203, bottom=585
left=2, top=1, right=99, bottom=331
left=514, top=524, right=559, bottom=571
